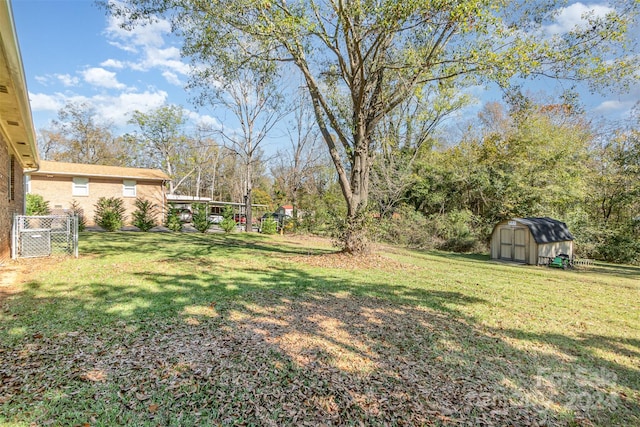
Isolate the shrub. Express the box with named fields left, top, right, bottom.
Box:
left=192, top=203, right=212, bottom=233
left=260, top=218, right=278, bottom=234
left=131, top=198, right=157, bottom=232
left=165, top=204, right=183, bottom=232
left=432, top=209, right=485, bottom=253
left=593, top=225, right=640, bottom=265
left=332, top=208, right=374, bottom=253
left=94, top=197, right=126, bottom=232
left=372, top=205, right=437, bottom=249
left=220, top=205, right=236, bottom=233
left=26, top=194, right=51, bottom=216
left=69, top=199, right=86, bottom=231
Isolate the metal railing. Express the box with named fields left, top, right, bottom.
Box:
left=12, top=215, right=79, bottom=259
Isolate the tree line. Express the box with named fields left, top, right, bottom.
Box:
left=101, top=0, right=639, bottom=253
left=36, top=93, right=640, bottom=264
left=38, top=0, right=640, bottom=259
left=372, top=97, right=640, bottom=264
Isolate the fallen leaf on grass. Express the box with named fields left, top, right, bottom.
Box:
left=148, top=403, right=159, bottom=413
left=79, top=369, right=106, bottom=382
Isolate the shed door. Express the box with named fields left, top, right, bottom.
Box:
left=500, top=228, right=513, bottom=260
left=514, top=228, right=527, bottom=262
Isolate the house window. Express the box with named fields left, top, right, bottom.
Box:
left=123, top=180, right=136, bottom=197
left=8, top=155, right=15, bottom=201
left=72, top=177, right=89, bottom=196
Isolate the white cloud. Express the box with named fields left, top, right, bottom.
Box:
left=594, top=99, right=630, bottom=112
left=105, top=13, right=171, bottom=51
left=34, top=75, right=50, bottom=86
left=55, top=73, right=80, bottom=87
left=103, top=8, right=190, bottom=77
left=100, top=59, right=125, bottom=69
left=162, top=71, right=182, bottom=86
left=186, top=110, right=222, bottom=129
left=545, top=3, right=614, bottom=35
left=92, top=90, right=169, bottom=126
left=29, top=89, right=169, bottom=127
left=33, top=73, right=79, bottom=87
left=81, top=67, right=127, bottom=90
left=28, top=92, right=65, bottom=111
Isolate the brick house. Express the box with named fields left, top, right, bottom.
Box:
left=28, top=161, right=170, bottom=227
left=0, top=1, right=40, bottom=261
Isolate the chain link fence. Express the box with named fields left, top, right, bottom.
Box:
left=12, top=215, right=79, bottom=259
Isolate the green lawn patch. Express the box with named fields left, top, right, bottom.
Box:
left=1, top=232, right=638, bottom=426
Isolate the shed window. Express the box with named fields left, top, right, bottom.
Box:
left=72, top=177, right=89, bottom=196
left=123, top=180, right=136, bottom=197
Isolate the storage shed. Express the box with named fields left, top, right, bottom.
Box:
left=490, top=217, right=574, bottom=265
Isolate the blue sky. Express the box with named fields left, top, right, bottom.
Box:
left=11, top=0, right=217, bottom=132
left=10, top=0, right=640, bottom=139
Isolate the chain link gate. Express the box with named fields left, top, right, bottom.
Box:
left=12, top=215, right=79, bottom=259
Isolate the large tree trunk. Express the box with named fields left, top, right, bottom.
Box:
left=339, top=143, right=371, bottom=254
left=245, top=159, right=253, bottom=232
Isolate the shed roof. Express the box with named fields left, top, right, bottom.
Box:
left=33, top=160, right=169, bottom=181
left=516, top=217, right=574, bottom=244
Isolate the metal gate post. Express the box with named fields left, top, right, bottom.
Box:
left=73, top=215, right=79, bottom=258
left=11, top=214, right=17, bottom=259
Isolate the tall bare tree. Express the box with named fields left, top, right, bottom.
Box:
left=39, top=101, right=128, bottom=165
left=129, top=104, right=191, bottom=194
left=272, top=87, right=325, bottom=226
left=204, top=67, right=286, bottom=231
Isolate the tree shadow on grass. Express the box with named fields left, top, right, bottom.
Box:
left=1, top=254, right=638, bottom=425
left=80, top=231, right=336, bottom=260
left=585, top=262, right=640, bottom=279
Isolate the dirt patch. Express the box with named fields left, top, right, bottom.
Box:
left=0, top=256, right=65, bottom=301
left=0, top=263, right=22, bottom=302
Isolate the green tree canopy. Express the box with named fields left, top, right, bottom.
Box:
left=106, top=0, right=640, bottom=252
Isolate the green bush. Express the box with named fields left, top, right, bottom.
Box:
left=594, top=225, right=640, bottom=265
left=26, top=194, right=51, bottom=216
left=94, top=197, right=126, bottom=232
left=372, top=205, right=437, bottom=249
left=165, top=204, right=182, bottom=232
left=192, top=203, right=212, bottom=233
left=69, top=200, right=86, bottom=231
left=131, top=198, right=157, bottom=232
left=372, top=206, right=487, bottom=253
left=260, top=217, right=278, bottom=234
left=220, top=205, right=236, bottom=233
left=432, top=209, right=485, bottom=253
left=331, top=208, right=374, bottom=253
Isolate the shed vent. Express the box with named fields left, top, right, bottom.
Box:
left=0, top=85, right=8, bottom=93
left=7, top=120, right=19, bottom=126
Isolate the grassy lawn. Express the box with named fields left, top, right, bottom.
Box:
left=0, top=232, right=638, bottom=426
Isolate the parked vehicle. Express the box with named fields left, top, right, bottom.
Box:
left=178, top=209, right=192, bottom=223
left=208, top=214, right=223, bottom=224
left=234, top=214, right=258, bottom=225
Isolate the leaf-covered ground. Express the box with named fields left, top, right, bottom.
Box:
left=0, top=232, right=638, bottom=426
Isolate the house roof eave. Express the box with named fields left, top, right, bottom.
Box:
left=0, top=1, right=40, bottom=170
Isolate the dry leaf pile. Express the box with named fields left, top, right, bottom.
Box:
left=0, top=291, right=582, bottom=426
